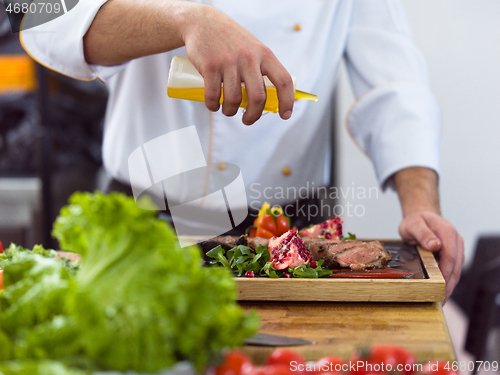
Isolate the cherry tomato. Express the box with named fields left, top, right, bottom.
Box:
left=391, top=346, right=417, bottom=375
left=246, top=364, right=292, bottom=375
left=312, top=356, right=345, bottom=374
left=248, top=227, right=257, bottom=238
left=0, top=240, right=3, bottom=253
left=350, top=345, right=416, bottom=375
left=275, top=215, right=290, bottom=236
left=256, top=226, right=275, bottom=239
left=266, top=349, right=305, bottom=370
left=215, top=351, right=253, bottom=375
left=259, top=214, right=277, bottom=236
left=420, top=360, right=458, bottom=375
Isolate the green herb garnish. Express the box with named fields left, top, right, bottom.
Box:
left=207, top=245, right=333, bottom=278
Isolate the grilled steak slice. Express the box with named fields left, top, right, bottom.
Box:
left=334, top=241, right=391, bottom=270
left=247, top=236, right=270, bottom=250
left=303, top=238, right=365, bottom=268
left=304, top=237, right=391, bottom=270
left=235, top=235, right=249, bottom=247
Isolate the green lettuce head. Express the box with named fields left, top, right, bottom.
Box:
left=52, top=191, right=259, bottom=372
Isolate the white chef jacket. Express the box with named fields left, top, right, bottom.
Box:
left=20, top=0, right=440, bottom=209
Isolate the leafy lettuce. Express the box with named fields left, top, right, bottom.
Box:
left=0, top=191, right=259, bottom=373
left=0, top=245, right=80, bottom=363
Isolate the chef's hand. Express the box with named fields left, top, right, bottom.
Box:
left=398, top=211, right=464, bottom=303
left=84, top=0, right=294, bottom=125
left=393, top=167, right=464, bottom=303
left=181, top=4, right=294, bottom=125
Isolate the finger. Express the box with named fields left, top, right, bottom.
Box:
left=398, top=217, right=420, bottom=244
left=203, top=68, right=222, bottom=112
left=424, top=215, right=461, bottom=301
left=241, top=71, right=267, bottom=125
left=221, top=66, right=242, bottom=117
left=444, top=234, right=464, bottom=303
left=402, top=216, right=442, bottom=252
left=261, top=57, right=294, bottom=120
left=426, top=216, right=460, bottom=284
left=434, top=229, right=458, bottom=286
left=442, top=236, right=458, bottom=303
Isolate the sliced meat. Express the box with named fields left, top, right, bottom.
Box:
left=247, top=236, right=269, bottom=250
left=303, top=238, right=366, bottom=268
left=334, top=241, right=391, bottom=270
left=305, top=238, right=391, bottom=270
left=198, top=235, right=247, bottom=254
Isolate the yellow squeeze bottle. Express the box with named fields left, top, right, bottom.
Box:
left=167, top=56, right=317, bottom=113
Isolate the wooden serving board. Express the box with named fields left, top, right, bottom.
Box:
left=235, top=242, right=445, bottom=302
left=240, top=301, right=455, bottom=363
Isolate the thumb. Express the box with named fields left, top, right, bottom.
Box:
left=399, top=215, right=442, bottom=252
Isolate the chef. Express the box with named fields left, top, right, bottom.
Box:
left=20, top=0, right=463, bottom=301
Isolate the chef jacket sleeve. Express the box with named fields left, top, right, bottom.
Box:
left=20, top=0, right=126, bottom=81
left=344, top=0, right=441, bottom=189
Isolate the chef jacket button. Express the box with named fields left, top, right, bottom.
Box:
left=293, top=24, right=301, bottom=31
left=218, top=162, right=226, bottom=170
left=282, top=167, right=291, bottom=176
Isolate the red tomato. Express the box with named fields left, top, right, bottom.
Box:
left=420, top=360, right=458, bottom=375
left=350, top=345, right=416, bottom=375
left=391, top=346, right=417, bottom=375
left=0, top=270, right=3, bottom=289
left=216, top=351, right=253, bottom=375
left=248, top=227, right=257, bottom=238
left=246, top=364, right=293, bottom=375
left=266, top=349, right=305, bottom=371
left=312, top=356, right=345, bottom=374
left=256, top=227, right=275, bottom=239
left=0, top=240, right=3, bottom=253
left=275, top=215, right=290, bottom=236
left=259, top=214, right=277, bottom=236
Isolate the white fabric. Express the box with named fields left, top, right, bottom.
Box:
left=20, top=0, right=441, bottom=207
left=20, top=0, right=108, bottom=80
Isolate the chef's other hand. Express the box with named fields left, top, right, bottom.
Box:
left=393, top=167, right=464, bottom=304
left=398, top=211, right=464, bottom=303
left=181, top=4, right=294, bottom=125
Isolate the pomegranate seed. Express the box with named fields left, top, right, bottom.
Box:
left=283, top=272, right=291, bottom=278
left=320, top=221, right=328, bottom=229
left=325, top=232, right=332, bottom=239
left=245, top=271, right=255, bottom=278
left=310, top=260, right=317, bottom=268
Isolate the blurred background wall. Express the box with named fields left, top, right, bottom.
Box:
left=336, top=0, right=500, bottom=267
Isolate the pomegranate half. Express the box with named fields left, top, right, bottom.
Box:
left=268, top=230, right=310, bottom=270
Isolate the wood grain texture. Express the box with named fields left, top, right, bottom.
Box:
left=240, top=301, right=456, bottom=364
left=236, top=246, right=445, bottom=302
